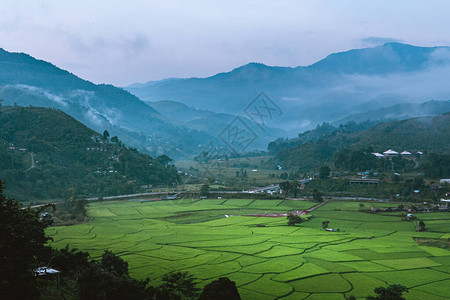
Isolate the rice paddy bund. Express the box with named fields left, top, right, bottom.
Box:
left=47, top=199, right=450, bottom=300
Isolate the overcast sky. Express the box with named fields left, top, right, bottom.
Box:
left=1, top=0, right=450, bottom=86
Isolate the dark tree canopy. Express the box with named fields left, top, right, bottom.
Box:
left=103, top=130, right=110, bottom=140
left=101, top=250, right=129, bottom=277
left=280, top=181, right=290, bottom=197
left=366, top=284, right=408, bottom=300
left=319, top=165, right=331, bottom=179
left=156, top=271, right=200, bottom=299
left=199, top=277, right=241, bottom=300
left=287, top=213, right=304, bottom=226
left=0, top=180, right=50, bottom=299
left=200, top=183, right=210, bottom=196
left=313, top=189, right=323, bottom=202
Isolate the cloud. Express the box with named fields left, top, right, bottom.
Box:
left=14, top=84, right=68, bottom=107
left=360, top=36, right=403, bottom=45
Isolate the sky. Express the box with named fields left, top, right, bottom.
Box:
left=1, top=0, right=450, bottom=86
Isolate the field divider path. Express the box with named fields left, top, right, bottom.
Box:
left=274, top=284, right=294, bottom=300
left=339, top=273, right=355, bottom=294
left=408, top=275, right=450, bottom=290
left=276, top=200, right=286, bottom=207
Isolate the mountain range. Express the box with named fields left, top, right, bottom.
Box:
left=127, top=43, right=450, bottom=134
left=1, top=43, right=450, bottom=158
left=0, top=48, right=215, bottom=158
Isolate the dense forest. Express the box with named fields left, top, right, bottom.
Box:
left=0, top=106, right=179, bottom=202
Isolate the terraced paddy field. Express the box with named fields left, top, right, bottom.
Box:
left=47, top=198, right=450, bottom=299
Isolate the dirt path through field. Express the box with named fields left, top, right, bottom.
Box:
left=306, top=200, right=330, bottom=212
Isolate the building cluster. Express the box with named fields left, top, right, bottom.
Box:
left=7, top=143, right=27, bottom=152
left=244, top=185, right=281, bottom=195
left=372, top=149, right=423, bottom=159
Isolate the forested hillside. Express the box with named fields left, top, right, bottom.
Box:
left=0, top=106, right=179, bottom=202
left=272, top=113, right=450, bottom=173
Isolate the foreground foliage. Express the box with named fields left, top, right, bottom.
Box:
left=0, top=181, right=49, bottom=299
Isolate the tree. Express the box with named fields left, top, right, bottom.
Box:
left=287, top=213, right=304, bottom=226
left=313, top=189, right=323, bottom=202
left=156, top=155, right=173, bottom=167
left=290, top=181, right=299, bottom=197
left=322, top=220, right=330, bottom=229
left=0, top=180, right=50, bottom=299
left=280, top=181, right=290, bottom=197
left=199, top=277, right=241, bottom=300
left=103, top=130, right=110, bottom=140
left=416, top=220, right=426, bottom=232
left=111, top=136, right=120, bottom=144
left=359, top=203, right=365, bottom=211
left=156, top=271, right=200, bottom=299
left=319, top=165, right=331, bottom=179
left=49, top=245, right=91, bottom=278
left=200, top=183, right=210, bottom=197
left=101, top=250, right=129, bottom=277
left=366, top=284, right=408, bottom=300
left=412, top=176, right=424, bottom=189
left=59, top=188, right=89, bottom=222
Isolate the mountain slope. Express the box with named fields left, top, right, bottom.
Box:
left=334, top=100, right=450, bottom=125
left=146, top=100, right=287, bottom=149
left=0, top=48, right=215, bottom=158
left=307, top=42, right=442, bottom=74
left=0, top=106, right=179, bottom=202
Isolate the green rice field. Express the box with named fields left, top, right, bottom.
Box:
left=47, top=198, right=450, bottom=299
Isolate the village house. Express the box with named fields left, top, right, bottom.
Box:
left=383, top=149, right=399, bottom=157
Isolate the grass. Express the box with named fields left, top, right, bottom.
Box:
left=48, top=199, right=450, bottom=299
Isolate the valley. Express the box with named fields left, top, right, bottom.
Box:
left=1, top=29, right=450, bottom=299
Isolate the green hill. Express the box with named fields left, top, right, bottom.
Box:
left=272, top=113, right=450, bottom=172
left=0, top=106, right=179, bottom=202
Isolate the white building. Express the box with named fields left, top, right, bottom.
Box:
left=383, top=149, right=399, bottom=157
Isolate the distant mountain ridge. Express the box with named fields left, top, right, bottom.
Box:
left=306, top=42, right=444, bottom=74
left=146, top=100, right=287, bottom=149
left=126, top=43, right=450, bottom=133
